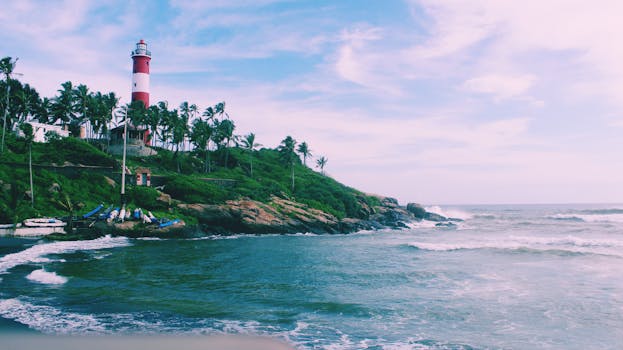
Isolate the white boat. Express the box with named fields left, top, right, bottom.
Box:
left=0, top=223, right=64, bottom=237
left=23, top=218, right=66, bottom=228
left=108, top=209, right=119, bottom=223
left=119, top=207, right=126, bottom=223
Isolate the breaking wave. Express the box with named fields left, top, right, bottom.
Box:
left=0, top=235, right=131, bottom=275
left=26, top=269, right=68, bottom=285
left=0, top=298, right=106, bottom=334
left=424, top=206, right=473, bottom=220
left=407, top=234, right=623, bottom=257
left=547, top=213, right=623, bottom=223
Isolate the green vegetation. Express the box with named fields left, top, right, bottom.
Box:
left=0, top=55, right=379, bottom=225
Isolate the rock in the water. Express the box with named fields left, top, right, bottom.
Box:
left=406, top=203, right=427, bottom=219
left=424, top=212, right=448, bottom=222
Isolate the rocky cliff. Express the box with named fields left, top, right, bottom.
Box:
left=176, top=195, right=459, bottom=235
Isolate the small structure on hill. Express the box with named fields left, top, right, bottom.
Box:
left=110, top=124, right=149, bottom=145
left=16, top=122, right=69, bottom=142
left=108, top=124, right=156, bottom=157
left=135, top=167, right=151, bottom=186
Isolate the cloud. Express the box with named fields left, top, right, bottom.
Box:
left=461, top=74, right=536, bottom=100
left=610, top=120, right=623, bottom=128
left=409, top=0, right=623, bottom=105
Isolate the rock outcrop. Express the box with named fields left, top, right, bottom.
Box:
left=179, top=197, right=343, bottom=234
left=405, top=202, right=463, bottom=222
left=176, top=195, right=450, bottom=235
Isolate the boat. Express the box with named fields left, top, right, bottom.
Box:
left=147, top=211, right=158, bottom=224
left=107, top=208, right=120, bottom=223
left=23, top=218, right=66, bottom=228
left=0, top=221, right=64, bottom=237
left=82, top=204, right=104, bottom=219
left=158, top=219, right=180, bottom=228
left=119, top=206, right=126, bottom=223
left=98, top=205, right=114, bottom=220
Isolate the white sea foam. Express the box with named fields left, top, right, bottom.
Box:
left=408, top=241, right=521, bottom=252
left=408, top=234, right=623, bottom=257
left=548, top=213, right=623, bottom=223
left=405, top=220, right=438, bottom=229
left=26, top=269, right=68, bottom=285
left=0, top=298, right=106, bottom=334
left=0, top=235, right=131, bottom=275
left=424, top=206, right=473, bottom=220
left=510, top=235, right=623, bottom=248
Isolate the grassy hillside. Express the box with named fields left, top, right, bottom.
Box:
left=0, top=135, right=378, bottom=224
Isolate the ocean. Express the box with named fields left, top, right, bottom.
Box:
left=1, top=204, right=622, bottom=349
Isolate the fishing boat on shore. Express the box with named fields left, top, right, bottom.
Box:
left=23, top=218, right=66, bottom=227
left=0, top=218, right=66, bottom=237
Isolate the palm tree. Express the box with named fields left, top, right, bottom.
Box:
left=19, top=122, right=34, bottom=207
left=170, top=109, right=185, bottom=154
left=51, top=81, right=76, bottom=131
left=278, top=136, right=298, bottom=192
left=88, top=92, right=105, bottom=140
left=13, top=83, right=39, bottom=125
left=127, top=100, right=147, bottom=128
left=73, top=84, right=91, bottom=139
left=157, top=101, right=172, bottom=149
left=297, top=141, right=312, bottom=167
left=146, top=104, right=161, bottom=146
left=0, top=56, right=18, bottom=154
left=213, top=118, right=235, bottom=167
left=179, top=101, right=195, bottom=152
left=241, top=133, right=262, bottom=177
left=52, top=191, right=79, bottom=232
left=316, top=156, right=328, bottom=175
left=99, top=92, right=118, bottom=152
left=35, top=97, right=53, bottom=124
left=190, top=118, right=214, bottom=173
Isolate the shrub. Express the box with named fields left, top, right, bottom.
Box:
left=163, top=175, right=232, bottom=204
left=128, top=186, right=164, bottom=210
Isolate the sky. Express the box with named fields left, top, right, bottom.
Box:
left=2, top=0, right=623, bottom=205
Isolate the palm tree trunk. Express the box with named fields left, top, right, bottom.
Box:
left=204, top=149, right=209, bottom=173
left=1, top=83, right=10, bottom=154
left=291, top=161, right=294, bottom=192
left=224, top=139, right=230, bottom=168
left=29, top=143, right=34, bottom=207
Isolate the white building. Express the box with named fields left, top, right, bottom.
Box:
left=16, top=122, right=70, bottom=143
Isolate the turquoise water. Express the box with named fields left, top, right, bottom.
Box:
left=1, top=204, right=623, bottom=349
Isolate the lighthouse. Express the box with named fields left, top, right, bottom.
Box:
left=131, top=39, right=151, bottom=145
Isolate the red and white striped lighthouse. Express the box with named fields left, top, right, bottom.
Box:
left=131, top=39, right=151, bottom=107
left=131, top=39, right=151, bottom=145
